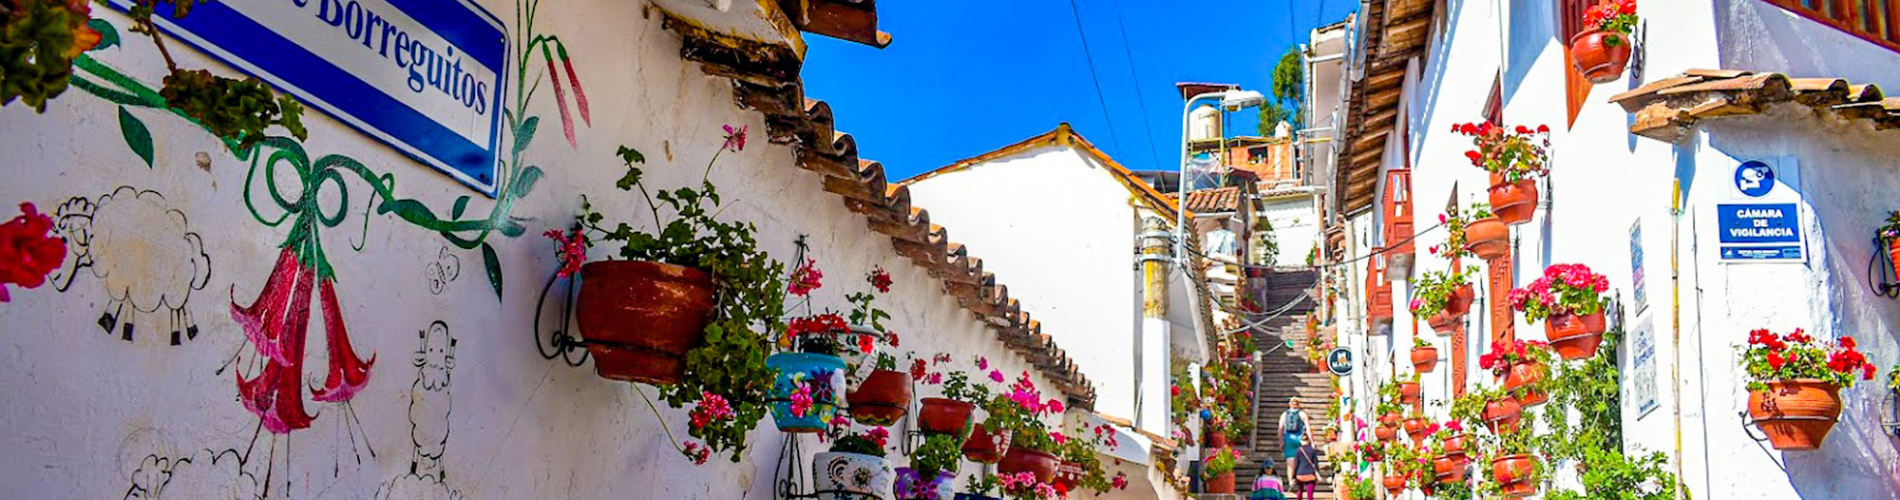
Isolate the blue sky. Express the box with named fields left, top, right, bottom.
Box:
left=802, top=0, right=1359, bottom=180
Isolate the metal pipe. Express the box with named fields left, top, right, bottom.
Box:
left=1178, top=92, right=1230, bottom=267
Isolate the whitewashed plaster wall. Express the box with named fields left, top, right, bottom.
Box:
left=1259, top=195, right=1323, bottom=267
left=903, top=146, right=1154, bottom=431
left=0, top=3, right=1079, bottom=499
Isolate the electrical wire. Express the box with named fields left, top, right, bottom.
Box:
left=1106, top=0, right=1165, bottom=172
left=1185, top=220, right=1447, bottom=271
left=1065, top=0, right=1127, bottom=158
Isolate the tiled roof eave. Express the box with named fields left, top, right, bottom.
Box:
left=1610, top=69, right=1900, bottom=142
left=666, top=22, right=1100, bottom=407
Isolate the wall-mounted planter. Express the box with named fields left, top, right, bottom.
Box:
left=847, top=369, right=912, bottom=426
left=1399, top=382, right=1421, bottom=406
left=812, top=451, right=895, bottom=500
left=575, top=261, right=714, bottom=384
left=1482, top=397, right=1523, bottom=434
left=1053, top=461, right=1085, bottom=490
left=1489, top=177, right=1540, bottom=226
left=1205, top=471, right=1237, bottom=494
left=1442, top=433, right=1470, bottom=458
left=1205, top=430, right=1229, bottom=449
left=1504, top=361, right=1548, bottom=407
left=1382, top=474, right=1407, bottom=496
left=998, top=447, right=1060, bottom=483
left=1403, top=417, right=1429, bottom=444
left=1546, top=311, right=1607, bottom=360
left=1433, top=454, right=1467, bottom=484
left=1412, top=346, right=1439, bottom=373
left=1465, top=217, right=1510, bottom=260
left=1492, top=454, right=1540, bottom=498
left=918, top=398, right=975, bottom=437
left=1445, top=285, right=1474, bottom=316
left=768, top=352, right=846, bottom=433
left=1375, top=423, right=1399, bottom=442
left=961, top=423, right=1013, bottom=464
left=1748, top=379, right=1843, bottom=450
left=1428, top=310, right=1461, bottom=335
left=1570, top=29, right=1633, bottom=84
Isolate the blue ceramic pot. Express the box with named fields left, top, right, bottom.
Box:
left=769, top=352, right=846, bottom=432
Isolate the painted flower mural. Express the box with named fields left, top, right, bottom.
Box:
left=230, top=245, right=376, bottom=433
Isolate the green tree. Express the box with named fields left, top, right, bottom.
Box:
left=1258, top=45, right=1304, bottom=136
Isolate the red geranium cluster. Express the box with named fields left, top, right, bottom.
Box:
left=787, top=313, right=847, bottom=337
left=1742, top=328, right=1873, bottom=391
left=1451, top=122, right=1551, bottom=183
left=1508, top=263, right=1609, bottom=322
left=0, top=203, right=66, bottom=303
left=787, top=257, right=823, bottom=296
left=867, top=266, right=893, bottom=293
left=1478, top=338, right=1550, bottom=376
left=1584, top=0, right=1639, bottom=37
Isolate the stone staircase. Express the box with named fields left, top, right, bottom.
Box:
left=1231, top=269, right=1337, bottom=500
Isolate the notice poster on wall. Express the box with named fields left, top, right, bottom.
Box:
left=1627, top=314, right=1658, bottom=419
left=108, top=0, right=511, bottom=195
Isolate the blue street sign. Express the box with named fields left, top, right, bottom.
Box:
left=110, top=0, right=511, bottom=195
left=1717, top=203, right=1800, bottom=244
left=1735, top=160, right=1777, bottom=198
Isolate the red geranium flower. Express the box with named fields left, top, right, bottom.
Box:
left=0, top=202, right=66, bottom=303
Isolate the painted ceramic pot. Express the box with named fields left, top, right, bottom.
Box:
left=1504, top=361, right=1548, bottom=407
left=1570, top=28, right=1633, bottom=84
left=575, top=261, right=713, bottom=384
left=1464, top=217, right=1511, bottom=260
left=1482, top=396, right=1523, bottom=434
left=1412, top=346, right=1440, bottom=373
left=1442, top=433, right=1470, bottom=458
left=768, top=352, right=846, bottom=433
left=1053, top=461, right=1085, bottom=490
left=960, top=423, right=1013, bottom=464
left=918, top=398, right=975, bottom=437
left=1489, top=178, right=1540, bottom=226
left=997, top=447, right=1061, bottom=483
left=1748, top=379, right=1844, bottom=450
left=1492, top=454, right=1540, bottom=498
left=813, top=451, right=895, bottom=500
left=1547, top=310, right=1607, bottom=360
left=848, top=369, right=912, bottom=426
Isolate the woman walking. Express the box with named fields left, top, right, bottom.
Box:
left=1292, top=441, right=1321, bottom=500
left=1249, top=463, right=1288, bottom=500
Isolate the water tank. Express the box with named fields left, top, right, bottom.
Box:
left=1188, top=104, right=1221, bottom=142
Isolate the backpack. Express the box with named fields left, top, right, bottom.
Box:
left=1283, top=409, right=1306, bottom=435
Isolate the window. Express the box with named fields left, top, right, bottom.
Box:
left=1558, top=0, right=1594, bottom=125
left=1762, top=0, right=1900, bottom=53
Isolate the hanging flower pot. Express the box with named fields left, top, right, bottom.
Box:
left=998, top=447, right=1061, bottom=483
left=847, top=369, right=913, bottom=426
left=1546, top=310, right=1608, bottom=360
left=1442, top=433, right=1470, bottom=459
left=1412, top=345, right=1440, bottom=373
left=1403, top=418, right=1429, bottom=444
left=1375, top=423, right=1399, bottom=442
left=1888, top=237, right=1900, bottom=282
left=1206, top=471, right=1237, bottom=494
left=1434, top=454, right=1467, bottom=484
left=1428, top=310, right=1461, bottom=335
left=1399, top=382, right=1421, bottom=407
left=1503, top=361, right=1548, bottom=407
left=575, top=261, right=715, bottom=384
left=1489, top=176, right=1540, bottom=226
left=1464, top=217, right=1510, bottom=260
left=1492, top=454, right=1540, bottom=498
left=1748, top=379, right=1845, bottom=450
left=961, top=423, right=1014, bottom=463
left=1482, top=397, right=1523, bottom=434
left=813, top=451, right=896, bottom=500
left=768, top=352, right=846, bottom=433
left=1382, top=474, right=1407, bottom=496
left=917, top=398, right=975, bottom=437
left=1053, top=461, right=1085, bottom=490
left=1206, top=430, right=1229, bottom=449
left=1570, top=28, right=1633, bottom=84
left=1445, top=285, right=1474, bottom=316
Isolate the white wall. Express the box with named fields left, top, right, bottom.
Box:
left=1260, top=195, right=1323, bottom=267
left=903, top=146, right=1150, bottom=430
left=0, top=3, right=1075, bottom=499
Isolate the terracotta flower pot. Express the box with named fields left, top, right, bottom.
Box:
left=998, top=447, right=1061, bottom=483
left=1483, top=397, right=1523, bottom=434
left=1207, top=471, right=1237, bottom=494
left=1747, top=379, right=1844, bottom=450
left=1375, top=424, right=1399, bottom=442
left=1489, top=178, right=1540, bottom=226
left=1434, top=454, right=1467, bottom=484
left=575, top=261, right=715, bottom=385
left=917, top=398, right=975, bottom=437
left=1379, top=412, right=1403, bottom=427
left=1546, top=310, right=1607, bottom=360
left=1570, top=28, right=1633, bottom=84
left=1442, top=434, right=1470, bottom=458
left=1399, top=382, right=1421, bottom=406
left=1889, top=238, right=1900, bottom=282
left=1445, top=284, right=1475, bottom=316
left=1382, top=474, right=1407, bottom=496
left=961, top=423, right=1014, bottom=463
left=1412, top=346, right=1440, bottom=373
left=847, top=369, right=912, bottom=426
left=1206, top=430, right=1229, bottom=449
left=1403, top=418, right=1429, bottom=444
left=1492, top=454, right=1539, bottom=498
left=1465, top=217, right=1511, bottom=260
left=1504, top=361, right=1548, bottom=407
left=1428, top=310, right=1461, bottom=335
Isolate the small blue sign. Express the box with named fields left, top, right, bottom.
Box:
left=1326, top=348, right=1353, bottom=375
left=110, top=0, right=510, bottom=195
left=1717, top=203, right=1800, bottom=244
left=1735, top=160, right=1776, bottom=198
left=1720, top=246, right=1804, bottom=260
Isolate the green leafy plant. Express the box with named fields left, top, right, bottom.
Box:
left=1582, top=0, right=1639, bottom=46
left=983, top=372, right=1063, bottom=452
left=577, top=135, right=786, bottom=462
left=910, top=434, right=961, bottom=480
left=0, top=0, right=102, bottom=111
left=1408, top=266, right=1477, bottom=316
left=1054, top=422, right=1120, bottom=494
left=1452, top=121, right=1551, bottom=183
left=828, top=425, right=891, bottom=458
left=1739, top=327, right=1873, bottom=391
left=1346, top=475, right=1378, bottom=500
left=1201, top=447, right=1242, bottom=479
left=1448, top=386, right=1510, bottom=428
left=965, top=472, right=1000, bottom=497
left=120, top=0, right=306, bottom=148
left=1878, top=210, right=1900, bottom=242
left=1435, top=203, right=1494, bottom=259
left=1508, top=264, right=1610, bottom=322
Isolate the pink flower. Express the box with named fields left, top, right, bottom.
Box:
left=977, top=356, right=990, bottom=370
left=723, top=124, right=748, bottom=152
left=789, top=380, right=815, bottom=418
left=927, top=372, right=943, bottom=384
left=690, top=391, right=735, bottom=429
left=787, top=258, right=823, bottom=296
left=682, top=441, right=710, bottom=465
left=868, top=426, right=891, bottom=447
left=543, top=228, right=587, bottom=278
left=1112, top=473, right=1129, bottom=490
left=1046, top=399, right=1065, bottom=414
left=989, top=370, right=1006, bottom=383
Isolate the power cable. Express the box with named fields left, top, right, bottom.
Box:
left=1106, top=0, right=1165, bottom=172
left=1065, top=0, right=1127, bottom=157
